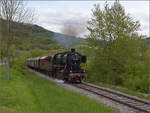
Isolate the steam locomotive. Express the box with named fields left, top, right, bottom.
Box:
left=27, top=49, right=87, bottom=83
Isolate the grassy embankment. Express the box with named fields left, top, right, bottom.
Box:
left=86, top=80, right=150, bottom=100
left=98, top=83, right=150, bottom=100
left=0, top=66, right=114, bottom=112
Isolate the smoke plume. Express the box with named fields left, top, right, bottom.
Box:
left=61, top=19, right=87, bottom=37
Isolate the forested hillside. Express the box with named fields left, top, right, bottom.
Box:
left=2, top=20, right=87, bottom=49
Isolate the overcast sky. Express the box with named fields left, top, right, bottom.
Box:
left=28, top=1, right=149, bottom=38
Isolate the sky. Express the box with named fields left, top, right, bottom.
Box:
left=28, top=1, right=149, bottom=38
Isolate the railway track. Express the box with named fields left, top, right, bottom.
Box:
left=73, top=82, right=150, bottom=113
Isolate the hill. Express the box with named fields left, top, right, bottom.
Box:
left=26, top=24, right=87, bottom=47
left=52, top=32, right=86, bottom=47
left=0, top=20, right=86, bottom=49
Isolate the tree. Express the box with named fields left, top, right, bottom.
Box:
left=0, top=0, right=35, bottom=80
left=87, top=2, right=140, bottom=45
left=86, top=1, right=149, bottom=92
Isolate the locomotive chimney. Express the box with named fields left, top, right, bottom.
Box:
left=71, top=48, right=75, bottom=52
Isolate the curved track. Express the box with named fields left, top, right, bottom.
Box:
left=74, top=82, right=150, bottom=113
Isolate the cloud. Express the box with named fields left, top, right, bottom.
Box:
left=33, top=1, right=149, bottom=37
left=37, top=10, right=87, bottom=24
left=36, top=9, right=89, bottom=37
left=122, top=1, right=149, bottom=36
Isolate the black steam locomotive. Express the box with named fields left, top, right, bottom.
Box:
left=27, top=49, right=87, bottom=83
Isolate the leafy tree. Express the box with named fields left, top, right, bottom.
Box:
left=0, top=0, right=35, bottom=80
left=86, top=1, right=149, bottom=93
left=87, top=2, right=141, bottom=45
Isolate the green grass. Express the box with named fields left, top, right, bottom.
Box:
left=86, top=81, right=150, bottom=100
left=0, top=66, right=114, bottom=112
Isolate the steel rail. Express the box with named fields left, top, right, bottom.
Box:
left=73, top=82, right=150, bottom=113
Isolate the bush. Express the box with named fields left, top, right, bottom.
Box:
left=121, top=59, right=150, bottom=93
left=81, top=38, right=150, bottom=93
left=12, top=56, right=27, bottom=75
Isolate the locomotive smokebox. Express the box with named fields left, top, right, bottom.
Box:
left=71, top=48, right=75, bottom=52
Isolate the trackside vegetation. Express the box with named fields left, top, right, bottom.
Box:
left=75, top=45, right=150, bottom=100
left=75, top=1, right=150, bottom=96
left=0, top=66, right=114, bottom=112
